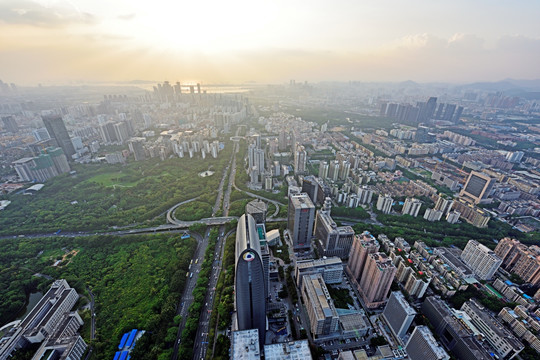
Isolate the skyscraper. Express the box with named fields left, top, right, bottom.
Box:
left=402, top=198, right=422, bottom=217
left=235, top=214, right=266, bottom=347
left=318, top=161, right=329, bottom=179
left=2, top=115, right=18, bottom=133
left=376, top=194, right=393, bottom=214
left=42, top=115, right=76, bottom=160
left=347, top=231, right=380, bottom=283
left=358, top=253, right=396, bottom=308
left=288, top=193, right=315, bottom=250
left=301, top=176, right=319, bottom=205
left=294, top=145, right=307, bottom=174
left=460, top=240, right=502, bottom=280
left=382, top=292, right=417, bottom=340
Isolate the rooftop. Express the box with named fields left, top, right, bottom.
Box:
left=232, top=329, right=260, bottom=360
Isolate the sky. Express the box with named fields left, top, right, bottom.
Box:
left=1, top=0, right=540, bottom=85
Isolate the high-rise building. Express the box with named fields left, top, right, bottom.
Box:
left=382, top=292, right=417, bottom=340
left=301, top=176, right=319, bottom=205
left=319, top=161, right=329, bottom=179
left=235, top=214, right=266, bottom=347
left=294, top=145, right=307, bottom=174
left=424, top=208, right=443, bottom=222
left=460, top=240, right=502, bottom=280
left=246, top=199, right=267, bottom=224
left=42, top=115, right=76, bottom=160
left=376, top=194, right=393, bottom=214
left=2, top=115, right=18, bottom=133
left=451, top=198, right=490, bottom=228
left=295, top=257, right=343, bottom=288
left=128, top=137, right=146, bottom=161
left=495, top=238, right=540, bottom=286
left=358, top=253, right=396, bottom=308
left=328, top=160, right=340, bottom=182
left=445, top=210, right=460, bottom=224
left=405, top=326, right=449, bottom=360
left=434, top=195, right=454, bottom=215
left=301, top=273, right=339, bottom=337
left=288, top=193, right=315, bottom=250
left=460, top=171, right=495, bottom=204
left=313, top=198, right=355, bottom=259
left=402, top=198, right=422, bottom=217
left=12, top=147, right=70, bottom=182
left=347, top=231, right=380, bottom=283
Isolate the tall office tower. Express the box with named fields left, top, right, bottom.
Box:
left=452, top=106, right=464, bottom=123
left=42, top=115, right=76, bottom=160
left=301, top=273, right=339, bottom=337
left=405, top=326, right=449, bottom=360
left=235, top=214, right=266, bottom=347
left=328, top=160, right=340, bottom=182
left=313, top=202, right=354, bottom=259
left=460, top=171, right=495, bottom=204
left=347, top=231, right=380, bottom=283
left=402, top=198, right=422, bottom=217
left=434, top=194, right=454, bottom=215
left=33, top=128, right=50, bottom=142
left=302, top=176, right=319, bottom=205
left=461, top=300, right=524, bottom=359
left=288, top=193, right=315, bottom=250
left=246, top=199, right=267, bottom=224
left=358, top=253, right=396, bottom=308
left=442, top=104, right=456, bottom=121
left=318, top=161, right=329, bottom=179
left=294, top=145, right=307, bottom=174
left=2, top=115, right=18, bottom=133
left=376, top=194, right=393, bottom=214
left=460, top=240, right=502, bottom=280
left=278, top=130, right=287, bottom=150
left=418, top=97, right=437, bottom=123
left=382, top=292, right=417, bottom=340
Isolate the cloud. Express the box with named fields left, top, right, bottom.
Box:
left=117, top=13, right=136, bottom=21
left=0, top=0, right=97, bottom=27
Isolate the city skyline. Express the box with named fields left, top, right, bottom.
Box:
left=1, top=0, right=540, bottom=85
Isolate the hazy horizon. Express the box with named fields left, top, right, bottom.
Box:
left=1, top=0, right=540, bottom=86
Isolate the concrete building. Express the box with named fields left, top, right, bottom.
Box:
left=246, top=199, right=267, bottom=224
left=495, top=238, right=540, bottom=286
left=376, top=194, right=393, bottom=214
left=460, top=240, right=502, bottom=280
left=461, top=300, right=524, bottom=359
left=264, top=340, right=311, bottom=360
left=295, top=257, right=343, bottom=288
left=313, top=198, right=355, bottom=259
left=405, top=326, right=449, bottom=360
left=0, top=280, right=83, bottom=360
left=301, top=273, right=339, bottom=337
left=347, top=231, right=380, bottom=284
left=446, top=210, right=460, bottom=224
left=42, top=115, right=76, bottom=160
left=421, top=296, right=494, bottom=360
left=128, top=137, right=146, bottom=161
left=13, top=147, right=70, bottom=183
left=434, top=195, right=454, bottom=215
left=358, top=253, right=396, bottom=308
left=235, top=214, right=267, bottom=347
left=402, top=198, right=422, bottom=217
left=301, top=176, right=319, bottom=205
left=451, top=198, right=490, bottom=228
left=288, top=193, right=315, bottom=250
left=424, top=208, right=443, bottom=222
left=319, top=161, right=329, bottom=180
left=382, top=292, right=417, bottom=340
left=231, top=329, right=260, bottom=360
left=2, top=115, right=18, bottom=133
left=460, top=171, right=496, bottom=204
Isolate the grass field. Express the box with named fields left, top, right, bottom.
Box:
left=86, top=171, right=141, bottom=187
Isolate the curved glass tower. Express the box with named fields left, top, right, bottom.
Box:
left=235, top=214, right=266, bottom=347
